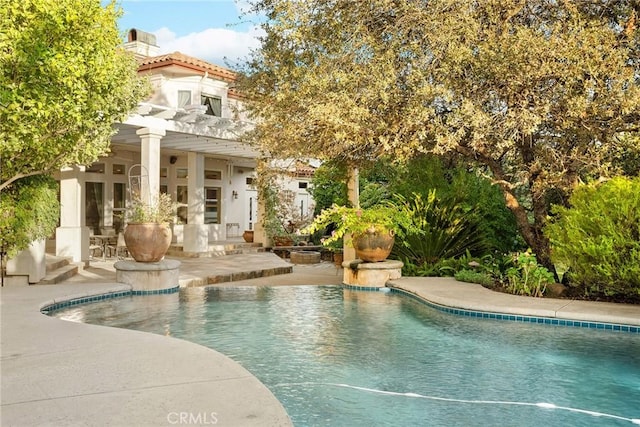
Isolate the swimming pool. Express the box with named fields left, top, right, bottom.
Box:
left=52, top=286, right=640, bottom=426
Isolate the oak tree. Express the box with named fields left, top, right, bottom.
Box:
left=239, top=0, right=640, bottom=269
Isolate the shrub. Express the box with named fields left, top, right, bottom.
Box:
left=308, top=160, right=349, bottom=214
left=310, top=155, right=525, bottom=254
left=545, top=176, right=640, bottom=299
left=454, top=269, right=495, bottom=287
left=401, top=258, right=456, bottom=277
left=387, top=155, right=524, bottom=253
left=0, top=175, right=59, bottom=258
left=505, top=251, right=556, bottom=297
left=259, top=168, right=315, bottom=243
left=401, top=251, right=509, bottom=280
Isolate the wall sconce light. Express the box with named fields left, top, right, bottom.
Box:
left=232, top=190, right=238, bottom=200
left=169, top=155, right=178, bottom=164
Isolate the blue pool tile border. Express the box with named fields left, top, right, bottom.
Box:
left=131, top=286, right=181, bottom=296
left=386, top=287, right=639, bottom=334
left=41, top=286, right=180, bottom=314
left=342, top=284, right=388, bottom=292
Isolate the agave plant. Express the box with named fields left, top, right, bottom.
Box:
left=391, top=191, right=488, bottom=265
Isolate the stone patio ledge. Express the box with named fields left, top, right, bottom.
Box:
left=388, top=277, right=640, bottom=327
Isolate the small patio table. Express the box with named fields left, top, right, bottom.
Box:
left=90, top=235, right=117, bottom=261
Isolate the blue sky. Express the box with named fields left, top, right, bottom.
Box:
left=115, top=0, right=263, bottom=67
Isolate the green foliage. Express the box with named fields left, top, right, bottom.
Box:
left=359, top=182, right=391, bottom=208
left=322, top=237, right=343, bottom=253
left=303, top=203, right=415, bottom=247
left=607, top=133, right=640, bottom=177
left=257, top=164, right=314, bottom=243
left=391, top=191, right=489, bottom=265
left=401, top=250, right=510, bottom=279
left=545, top=177, right=640, bottom=299
left=126, top=193, right=175, bottom=224
left=239, top=0, right=640, bottom=270
left=400, top=259, right=445, bottom=277
left=308, top=161, right=348, bottom=214
left=0, top=175, right=59, bottom=257
left=387, top=155, right=524, bottom=253
left=505, top=251, right=555, bottom=297
left=454, top=269, right=494, bottom=287
left=256, top=167, right=283, bottom=239
left=310, top=155, right=524, bottom=254
left=0, top=0, right=149, bottom=190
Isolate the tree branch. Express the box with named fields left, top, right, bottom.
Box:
left=0, top=152, right=68, bottom=192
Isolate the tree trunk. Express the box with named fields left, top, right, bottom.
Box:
left=502, top=186, right=557, bottom=278
left=455, top=144, right=557, bottom=277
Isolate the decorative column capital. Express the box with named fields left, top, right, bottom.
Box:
left=136, top=127, right=166, bottom=138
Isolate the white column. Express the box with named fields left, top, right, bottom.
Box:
left=56, top=166, right=90, bottom=262
left=344, top=166, right=360, bottom=262
left=136, top=127, right=165, bottom=203
left=183, top=152, right=208, bottom=253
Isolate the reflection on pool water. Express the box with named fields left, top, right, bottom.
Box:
left=52, top=286, right=640, bottom=426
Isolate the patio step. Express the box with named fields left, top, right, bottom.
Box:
left=181, top=265, right=294, bottom=287
left=167, top=242, right=265, bottom=258
left=46, top=255, right=73, bottom=273
left=41, top=256, right=79, bottom=284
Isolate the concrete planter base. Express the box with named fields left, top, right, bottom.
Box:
left=115, top=259, right=181, bottom=292
left=342, top=259, right=403, bottom=288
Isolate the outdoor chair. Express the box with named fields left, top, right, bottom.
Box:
left=107, top=232, right=129, bottom=260
left=89, top=231, right=104, bottom=260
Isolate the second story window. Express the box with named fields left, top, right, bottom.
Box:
left=178, top=90, right=191, bottom=108
left=201, top=95, right=222, bottom=117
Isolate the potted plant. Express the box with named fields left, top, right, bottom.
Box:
left=124, top=193, right=175, bottom=262
left=323, top=237, right=344, bottom=267
left=304, top=204, right=414, bottom=262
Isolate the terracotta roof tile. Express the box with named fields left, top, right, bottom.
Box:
left=138, top=52, right=237, bottom=82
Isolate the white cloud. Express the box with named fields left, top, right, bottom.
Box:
left=153, top=25, right=263, bottom=68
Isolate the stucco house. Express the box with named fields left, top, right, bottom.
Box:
left=6, top=29, right=316, bottom=284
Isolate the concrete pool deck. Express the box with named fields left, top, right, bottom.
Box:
left=2, top=253, right=639, bottom=426
left=0, top=254, right=342, bottom=427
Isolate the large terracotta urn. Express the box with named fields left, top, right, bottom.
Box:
left=124, top=223, right=172, bottom=262
left=352, top=230, right=395, bottom=262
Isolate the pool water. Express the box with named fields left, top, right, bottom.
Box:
left=52, top=286, right=640, bottom=426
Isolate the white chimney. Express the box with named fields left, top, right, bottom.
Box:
left=123, top=29, right=160, bottom=59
